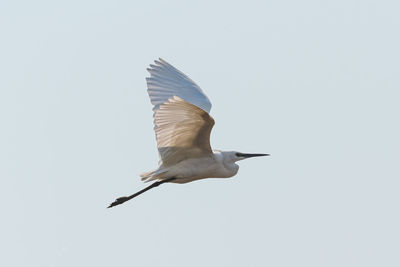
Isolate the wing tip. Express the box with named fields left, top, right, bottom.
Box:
left=158, top=57, right=167, bottom=64
left=147, top=58, right=168, bottom=75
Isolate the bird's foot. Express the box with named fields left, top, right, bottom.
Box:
left=107, top=196, right=130, bottom=208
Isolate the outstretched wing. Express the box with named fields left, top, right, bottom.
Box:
left=145, top=58, right=214, bottom=166
left=146, top=58, right=212, bottom=113
left=153, top=96, right=215, bottom=166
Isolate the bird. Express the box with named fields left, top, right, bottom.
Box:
left=108, top=58, right=269, bottom=208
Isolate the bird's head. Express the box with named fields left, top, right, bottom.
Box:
left=222, top=151, right=270, bottom=163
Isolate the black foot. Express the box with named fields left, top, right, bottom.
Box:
left=107, top=196, right=130, bottom=208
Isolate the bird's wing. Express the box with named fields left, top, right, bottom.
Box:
left=146, top=58, right=212, bottom=113
left=154, top=96, right=215, bottom=166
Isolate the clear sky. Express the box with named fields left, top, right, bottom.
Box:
left=1, top=0, right=399, bottom=266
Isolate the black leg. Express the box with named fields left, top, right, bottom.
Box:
left=107, top=177, right=176, bottom=208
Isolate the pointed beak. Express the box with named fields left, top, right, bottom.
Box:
left=237, top=153, right=270, bottom=158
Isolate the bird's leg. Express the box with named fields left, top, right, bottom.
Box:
left=107, top=177, right=176, bottom=208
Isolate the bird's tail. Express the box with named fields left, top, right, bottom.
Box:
left=140, top=169, right=168, bottom=182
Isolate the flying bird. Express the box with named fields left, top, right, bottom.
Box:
left=108, top=58, right=269, bottom=208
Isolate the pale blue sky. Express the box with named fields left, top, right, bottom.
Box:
left=1, top=0, right=399, bottom=266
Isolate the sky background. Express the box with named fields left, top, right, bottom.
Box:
left=1, top=0, right=399, bottom=266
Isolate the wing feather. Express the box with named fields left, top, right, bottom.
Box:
left=146, top=58, right=212, bottom=113
left=154, top=96, right=215, bottom=166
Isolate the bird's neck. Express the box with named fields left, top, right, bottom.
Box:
left=213, top=150, right=239, bottom=176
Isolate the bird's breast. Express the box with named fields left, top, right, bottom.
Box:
left=166, top=157, right=236, bottom=184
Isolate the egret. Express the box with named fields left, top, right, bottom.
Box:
left=108, top=58, right=269, bottom=208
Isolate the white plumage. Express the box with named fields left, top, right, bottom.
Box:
left=108, top=58, right=268, bottom=207
left=146, top=58, right=212, bottom=112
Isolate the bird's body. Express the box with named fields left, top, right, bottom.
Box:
left=108, top=58, right=269, bottom=208
left=141, top=150, right=239, bottom=184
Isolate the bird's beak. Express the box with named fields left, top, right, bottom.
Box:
left=237, top=153, right=270, bottom=158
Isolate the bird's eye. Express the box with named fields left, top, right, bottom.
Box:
left=235, top=153, right=241, bottom=157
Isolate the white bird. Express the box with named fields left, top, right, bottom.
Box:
left=108, top=58, right=269, bottom=208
